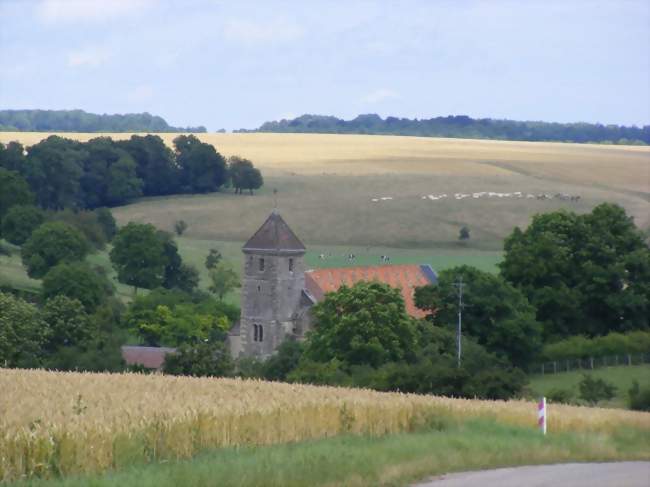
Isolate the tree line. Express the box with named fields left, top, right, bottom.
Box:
left=0, top=109, right=206, bottom=133
left=0, top=134, right=263, bottom=211
left=244, top=113, right=650, bottom=145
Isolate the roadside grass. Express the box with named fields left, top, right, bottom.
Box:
left=11, top=419, right=649, bottom=487
left=528, top=365, right=650, bottom=408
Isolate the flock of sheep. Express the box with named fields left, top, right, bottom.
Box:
left=370, top=192, right=581, bottom=203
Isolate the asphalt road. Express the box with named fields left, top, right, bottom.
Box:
left=413, top=462, right=650, bottom=487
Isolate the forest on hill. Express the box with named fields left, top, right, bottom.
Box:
left=247, top=114, right=650, bottom=144
left=0, top=109, right=207, bottom=133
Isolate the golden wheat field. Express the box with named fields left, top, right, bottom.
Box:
left=1, top=368, right=649, bottom=482
left=1, top=132, right=648, bottom=247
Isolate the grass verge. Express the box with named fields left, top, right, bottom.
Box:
left=11, top=419, right=649, bottom=487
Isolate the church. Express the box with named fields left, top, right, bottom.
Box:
left=228, top=210, right=438, bottom=359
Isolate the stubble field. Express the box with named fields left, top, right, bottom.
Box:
left=1, top=132, right=648, bottom=300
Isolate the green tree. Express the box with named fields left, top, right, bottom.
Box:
left=0, top=292, right=48, bottom=367
left=42, top=262, right=113, bottom=312
left=305, top=281, right=417, bottom=367
left=174, top=135, right=228, bottom=193
left=94, top=207, right=117, bottom=241
left=415, top=265, right=542, bottom=368
left=228, top=156, right=264, bottom=194
left=117, top=135, right=180, bottom=196
left=0, top=141, right=26, bottom=172
left=262, top=340, right=304, bottom=381
left=1, top=205, right=45, bottom=245
left=0, top=168, right=33, bottom=222
left=21, top=136, right=85, bottom=209
left=208, top=262, right=240, bottom=300
left=578, top=374, right=616, bottom=405
left=42, top=295, right=94, bottom=351
left=204, top=248, right=222, bottom=269
left=163, top=340, right=234, bottom=377
left=174, top=220, right=188, bottom=236
left=110, top=222, right=167, bottom=293
left=48, top=209, right=108, bottom=250
left=105, top=152, right=143, bottom=206
left=21, top=221, right=90, bottom=278
left=500, top=204, right=650, bottom=339
left=157, top=231, right=199, bottom=292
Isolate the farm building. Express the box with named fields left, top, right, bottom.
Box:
left=230, top=210, right=437, bottom=359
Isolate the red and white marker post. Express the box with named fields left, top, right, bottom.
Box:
left=538, top=397, right=547, bottom=435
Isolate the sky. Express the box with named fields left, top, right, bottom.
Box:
left=1, top=0, right=649, bottom=131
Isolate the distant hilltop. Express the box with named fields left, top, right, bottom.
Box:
left=0, top=109, right=206, bottom=133
left=238, top=113, right=649, bottom=145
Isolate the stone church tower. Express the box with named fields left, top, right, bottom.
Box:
left=239, top=210, right=309, bottom=359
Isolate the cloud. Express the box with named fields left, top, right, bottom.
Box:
left=37, top=0, right=155, bottom=24
left=66, top=45, right=113, bottom=68
left=223, top=18, right=304, bottom=45
left=361, top=89, right=400, bottom=104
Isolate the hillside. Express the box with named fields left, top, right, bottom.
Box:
left=0, top=109, right=206, bottom=133
left=1, top=132, right=648, bottom=251
left=249, top=114, right=650, bottom=145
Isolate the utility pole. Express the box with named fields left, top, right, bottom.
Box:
left=453, top=276, right=465, bottom=368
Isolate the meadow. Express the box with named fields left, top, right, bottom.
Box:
left=528, top=365, right=650, bottom=409
left=1, top=368, right=649, bottom=483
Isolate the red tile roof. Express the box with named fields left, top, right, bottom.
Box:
left=305, top=264, right=434, bottom=318
left=121, top=346, right=176, bottom=370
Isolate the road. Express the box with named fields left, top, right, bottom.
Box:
left=413, top=462, right=650, bottom=487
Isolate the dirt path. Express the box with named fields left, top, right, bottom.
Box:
left=413, top=462, right=650, bottom=486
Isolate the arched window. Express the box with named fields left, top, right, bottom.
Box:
left=289, top=258, right=294, bottom=272
left=259, top=258, right=265, bottom=271
left=253, top=324, right=258, bottom=342
left=259, top=324, right=264, bottom=342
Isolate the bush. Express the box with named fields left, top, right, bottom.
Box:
left=546, top=388, right=574, bottom=404
left=579, top=374, right=617, bottom=405
left=628, top=381, right=650, bottom=412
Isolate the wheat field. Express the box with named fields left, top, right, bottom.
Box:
left=1, top=132, right=648, bottom=247
left=1, top=368, right=649, bottom=482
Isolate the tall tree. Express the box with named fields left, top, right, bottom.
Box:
left=1, top=205, right=45, bottom=245
left=208, top=262, right=240, bottom=300
left=174, top=135, right=227, bottom=193
left=228, top=156, right=264, bottom=194
left=42, top=262, right=113, bottom=312
left=0, top=168, right=33, bottom=221
left=415, top=265, right=542, bottom=368
left=0, top=141, right=26, bottom=172
left=117, top=135, right=179, bottom=196
left=306, top=281, right=417, bottom=367
left=21, top=136, right=85, bottom=209
left=109, top=222, right=167, bottom=293
left=42, top=295, right=94, bottom=352
left=21, top=221, right=90, bottom=278
left=500, top=204, right=650, bottom=339
left=0, top=292, right=48, bottom=368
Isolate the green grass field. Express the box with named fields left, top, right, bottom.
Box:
left=528, top=365, right=650, bottom=408
left=11, top=419, right=649, bottom=487
left=0, top=237, right=501, bottom=306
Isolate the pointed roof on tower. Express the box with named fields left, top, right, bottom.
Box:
left=243, top=210, right=306, bottom=253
